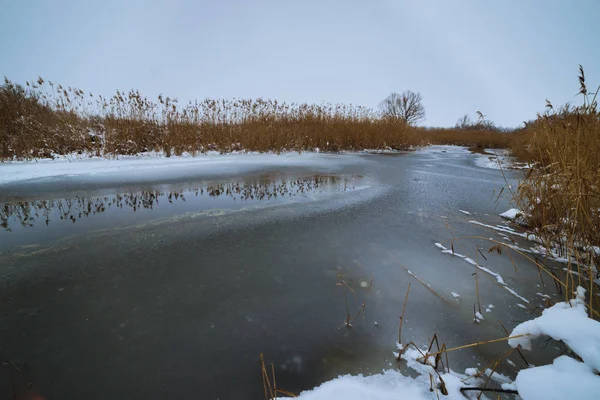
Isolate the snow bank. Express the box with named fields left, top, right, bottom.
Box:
left=293, top=346, right=479, bottom=400
left=515, top=356, right=600, bottom=400
left=291, top=370, right=435, bottom=400
left=509, top=288, right=600, bottom=371
left=509, top=288, right=600, bottom=400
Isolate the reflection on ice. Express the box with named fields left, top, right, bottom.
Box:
left=1, top=174, right=361, bottom=230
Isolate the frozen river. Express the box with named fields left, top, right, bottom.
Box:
left=0, top=147, right=560, bottom=399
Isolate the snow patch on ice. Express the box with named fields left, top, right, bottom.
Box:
left=469, top=220, right=527, bottom=238
left=475, top=311, right=484, bottom=323
left=500, top=208, right=523, bottom=221
left=434, top=243, right=529, bottom=303
left=474, top=154, right=505, bottom=170
left=291, top=369, right=437, bottom=399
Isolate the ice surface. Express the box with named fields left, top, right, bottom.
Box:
left=0, top=152, right=363, bottom=185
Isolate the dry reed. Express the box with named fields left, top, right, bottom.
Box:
left=0, top=76, right=512, bottom=160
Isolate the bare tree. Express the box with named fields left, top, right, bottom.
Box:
left=379, top=91, right=425, bottom=125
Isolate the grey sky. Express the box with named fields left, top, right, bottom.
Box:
left=1, top=0, right=599, bottom=127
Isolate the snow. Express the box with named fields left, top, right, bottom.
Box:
left=451, top=291, right=460, bottom=298
left=507, top=287, right=600, bottom=399
left=291, top=370, right=436, bottom=400
left=292, top=347, right=476, bottom=400
left=473, top=150, right=529, bottom=171
left=434, top=243, right=529, bottom=303
left=500, top=208, right=522, bottom=221
left=514, top=356, right=600, bottom=400
left=0, top=151, right=363, bottom=185
left=469, top=220, right=527, bottom=238
left=417, top=145, right=471, bottom=155
left=517, top=303, right=527, bottom=309
left=509, top=288, right=600, bottom=371
left=475, top=311, right=484, bottom=322
left=474, top=155, right=505, bottom=170
left=504, top=287, right=530, bottom=304
left=484, top=368, right=512, bottom=385
left=458, top=209, right=472, bottom=215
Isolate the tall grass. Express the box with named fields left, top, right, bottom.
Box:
left=512, top=66, right=600, bottom=303
left=0, top=77, right=511, bottom=160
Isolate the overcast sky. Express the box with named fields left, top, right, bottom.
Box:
left=1, top=0, right=599, bottom=127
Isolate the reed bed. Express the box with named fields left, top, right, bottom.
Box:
left=0, top=77, right=511, bottom=160
left=510, top=66, right=600, bottom=304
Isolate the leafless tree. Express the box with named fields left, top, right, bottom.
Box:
left=379, top=91, right=425, bottom=125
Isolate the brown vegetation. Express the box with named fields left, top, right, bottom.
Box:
left=0, top=77, right=511, bottom=161
left=511, top=67, right=599, bottom=290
